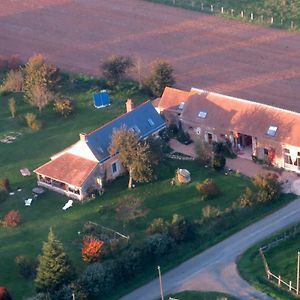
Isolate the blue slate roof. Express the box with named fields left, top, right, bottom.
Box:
left=86, top=101, right=165, bottom=162
left=93, top=91, right=110, bottom=108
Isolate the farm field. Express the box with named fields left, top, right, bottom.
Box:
left=0, top=71, right=295, bottom=299
left=238, top=225, right=300, bottom=300
left=1, top=0, right=300, bottom=112
left=147, top=0, right=300, bottom=31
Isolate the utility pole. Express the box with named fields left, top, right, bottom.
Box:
left=297, top=252, right=300, bottom=295
left=158, top=265, right=164, bottom=300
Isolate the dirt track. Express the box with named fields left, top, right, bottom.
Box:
left=1, top=0, right=300, bottom=111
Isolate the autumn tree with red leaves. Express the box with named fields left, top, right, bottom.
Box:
left=4, top=210, right=21, bottom=227
left=82, top=236, right=104, bottom=264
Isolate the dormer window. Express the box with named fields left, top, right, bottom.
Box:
left=178, top=102, right=185, bottom=110
left=198, top=111, right=207, bottom=119
left=148, top=118, right=154, bottom=126
left=267, top=126, right=277, bottom=137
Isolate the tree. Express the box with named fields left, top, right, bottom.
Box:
left=0, top=287, right=12, bottom=300
left=53, top=98, right=75, bottom=117
left=195, top=140, right=212, bottom=166
left=101, top=55, right=134, bottom=84
left=23, top=54, right=58, bottom=102
left=82, top=236, right=104, bottom=264
left=212, top=154, right=226, bottom=171
left=8, top=97, right=16, bottom=118
left=35, top=228, right=75, bottom=293
left=146, top=60, right=175, bottom=97
left=3, top=69, right=23, bottom=92
left=196, top=178, right=220, bottom=200
left=28, top=84, right=54, bottom=112
left=109, top=126, right=153, bottom=188
left=4, top=210, right=21, bottom=227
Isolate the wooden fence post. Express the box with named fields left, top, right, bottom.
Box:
left=221, top=7, right=224, bottom=14
left=270, top=17, right=273, bottom=24
left=289, top=281, right=292, bottom=291
left=251, top=13, right=253, bottom=20
left=201, top=3, right=204, bottom=10
left=291, top=21, right=294, bottom=29
left=210, top=4, right=213, bottom=12
left=231, top=9, right=234, bottom=16
left=278, top=275, right=281, bottom=287
left=241, top=11, right=244, bottom=18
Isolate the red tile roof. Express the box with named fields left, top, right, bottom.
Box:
left=181, top=89, right=300, bottom=147
left=158, top=87, right=192, bottom=111
left=34, top=153, right=98, bottom=187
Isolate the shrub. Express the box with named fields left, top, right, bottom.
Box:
left=0, top=287, right=12, bottom=300
left=0, top=178, right=10, bottom=192
left=79, top=261, right=116, bottom=298
left=146, top=218, right=169, bottom=235
left=24, top=113, right=42, bottom=130
left=53, top=98, right=75, bottom=118
left=169, top=214, right=194, bottom=242
left=0, top=191, right=8, bottom=204
left=194, top=140, right=212, bottom=166
left=213, top=141, right=236, bottom=158
left=2, top=69, right=23, bottom=92
left=146, top=233, right=175, bottom=257
left=238, top=187, right=255, bottom=207
left=202, top=205, right=222, bottom=219
left=8, top=97, right=16, bottom=118
left=15, top=255, right=37, bottom=279
left=4, top=210, right=21, bottom=227
left=82, top=236, right=104, bottom=264
left=253, top=172, right=281, bottom=203
left=212, top=154, right=226, bottom=171
left=196, top=178, right=219, bottom=200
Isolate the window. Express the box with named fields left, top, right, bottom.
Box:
left=148, top=118, right=154, bottom=126
left=264, top=148, right=269, bottom=155
left=178, top=102, right=185, bottom=110
left=198, top=111, right=207, bottom=119
left=131, top=125, right=141, bottom=134
left=267, top=126, right=277, bottom=137
left=112, top=162, right=118, bottom=174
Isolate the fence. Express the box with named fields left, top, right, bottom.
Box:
left=152, top=0, right=299, bottom=30
left=259, top=224, right=300, bottom=297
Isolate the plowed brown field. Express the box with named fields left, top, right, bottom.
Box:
left=1, top=0, right=300, bottom=111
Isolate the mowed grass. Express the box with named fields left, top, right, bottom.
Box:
left=238, top=226, right=300, bottom=299
left=146, top=0, right=300, bottom=30
left=0, top=72, right=295, bottom=299
left=167, top=290, right=238, bottom=299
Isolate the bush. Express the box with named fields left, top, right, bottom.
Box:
left=82, top=236, right=104, bottom=264
left=0, top=287, right=12, bottom=300
left=212, top=154, right=226, bottom=171
left=15, top=255, right=37, bottom=279
left=202, top=205, right=222, bottom=219
left=53, top=98, right=75, bottom=118
left=146, top=233, right=175, bottom=257
left=24, top=113, right=42, bottom=130
left=196, top=178, right=219, bottom=200
left=253, top=172, right=281, bottom=203
left=0, top=178, right=10, bottom=192
left=194, top=140, right=212, bottom=166
left=238, top=187, right=255, bottom=207
left=146, top=218, right=169, bottom=235
left=2, top=69, right=23, bottom=92
left=79, top=261, right=116, bottom=298
left=169, top=214, right=194, bottom=242
left=3, top=210, right=21, bottom=227
left=213, top=141, right=236, bottom=158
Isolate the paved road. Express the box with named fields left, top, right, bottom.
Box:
left=121, top=198, right=300, bottom=300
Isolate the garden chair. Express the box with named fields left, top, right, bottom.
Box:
left=25, top=198, right=32, bottom=206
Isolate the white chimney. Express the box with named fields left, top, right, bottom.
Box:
left=126, top=99, right=134, bottom=113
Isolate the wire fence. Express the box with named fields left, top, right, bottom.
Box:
left=148, top=0, right=299, bottom=30
left=259, top=224, right=300, bottom=297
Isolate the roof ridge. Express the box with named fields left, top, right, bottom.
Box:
left=190, top=87, right=300, bottom=117
left=87, top=100, right=150, bottom=136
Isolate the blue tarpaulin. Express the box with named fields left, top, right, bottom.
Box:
left=93, top=90, right=110, bottom=108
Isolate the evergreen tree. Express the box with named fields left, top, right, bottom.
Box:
left=35, top=228, right=75, bottom=293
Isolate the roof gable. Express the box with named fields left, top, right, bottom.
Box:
left=86, top=101, right=165, bottom=161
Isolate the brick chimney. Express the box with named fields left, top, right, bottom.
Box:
left=126, top=99, right=134, bottom=113
left=79, top=133, right=87, bottom=142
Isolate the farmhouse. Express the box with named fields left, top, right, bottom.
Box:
left=157, top=87, right=300, bottom=174
left=34, top=100, right=165, bottom=201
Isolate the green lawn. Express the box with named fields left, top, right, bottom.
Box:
left=167, top=291, right=238, bottom=299
left=238, top=225, right=300, bottom=300
left=0, top=72, right=296, bottom=299
left=146, top=0, right=300, bottom=31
